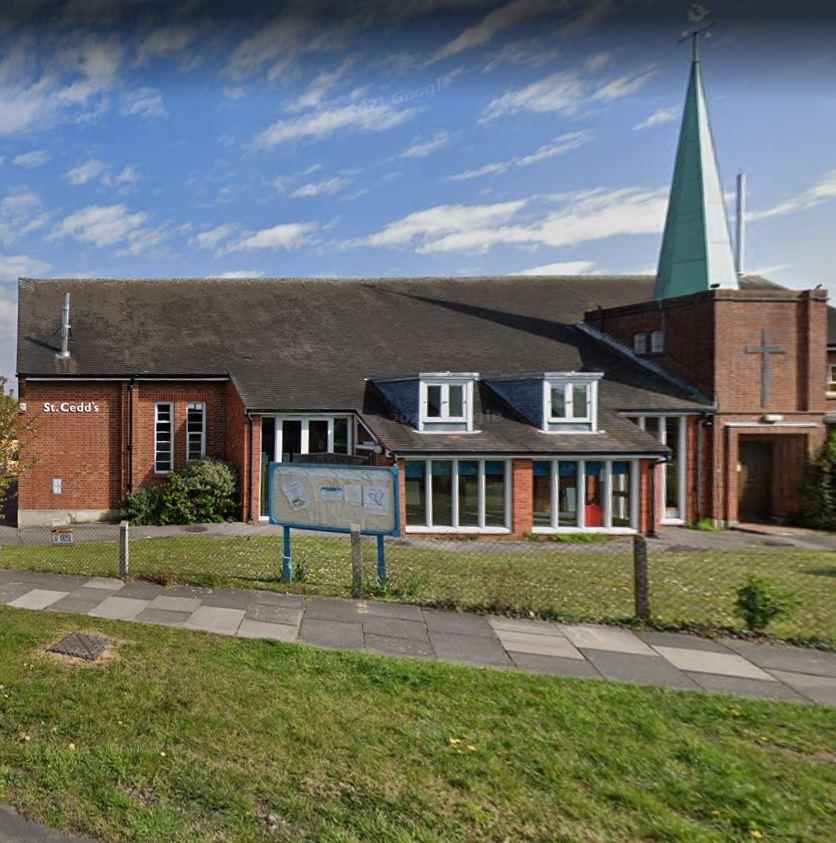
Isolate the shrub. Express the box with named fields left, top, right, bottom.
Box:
left=734, top=575, right=797, bottom=633
left=120, top=459, right=240, bottom=525
left=797, top=429, right=836, bottom=530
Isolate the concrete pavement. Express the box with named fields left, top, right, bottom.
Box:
left=1, top=568, right=835, bottom=705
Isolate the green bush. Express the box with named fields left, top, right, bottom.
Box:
left=120, top=459, right=240, bottom=525
left=797, top=429, right=836, bottom=530
left=734, top=575, right=797, bottom=633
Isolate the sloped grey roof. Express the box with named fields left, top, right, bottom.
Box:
left=15, top=274, right=744, bottom=454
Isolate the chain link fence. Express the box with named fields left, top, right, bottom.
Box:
left=0, top=523, right=833, bottom=647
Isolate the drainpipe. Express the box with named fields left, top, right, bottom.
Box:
left=127, top=378, right=135, bottom=493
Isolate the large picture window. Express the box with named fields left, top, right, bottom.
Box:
left=186, top=402, right=206, bottom=462
left=404, top=459, right=509, bottom=531
left=154, top=402, right=173, bottom=474
left=532, top=459, right=638, bottom=531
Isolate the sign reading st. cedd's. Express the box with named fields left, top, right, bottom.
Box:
left=42, top=401, right=101, bottom=414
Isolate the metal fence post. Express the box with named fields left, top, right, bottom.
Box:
left=119, top=521, right=130, bottom=579
left=351, top=525, right=362, bottom=599
left=282, top=526, right=292, bottom=584
left=633, top=533, right=650, bottom=620
left=376, top=534, right=387, bottom=586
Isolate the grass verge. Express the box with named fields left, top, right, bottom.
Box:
left=1, top=534, right=834, bottom=648
left=1, top=606, right=835, bottom=842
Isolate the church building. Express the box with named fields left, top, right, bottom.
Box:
left=14, top=47, right=832, bottom=534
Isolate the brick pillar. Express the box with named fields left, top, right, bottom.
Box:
left=249, top=415, right=261, bottom=521
left=397, top=458, right=407, bottom=535
left=511, top=459, right=533, bottom=536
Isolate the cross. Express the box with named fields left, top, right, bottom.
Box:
left=679, top=19, right=714, bottom=62
left=746, top=330, right=787, bottom=408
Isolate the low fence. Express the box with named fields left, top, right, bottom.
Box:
left=0, top=523, right=833, bottom=647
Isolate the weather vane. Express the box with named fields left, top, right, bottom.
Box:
left=680, top=3, right=714, bottom=61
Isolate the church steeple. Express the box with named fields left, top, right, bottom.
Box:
left=653, top=32, right=738, bottom=300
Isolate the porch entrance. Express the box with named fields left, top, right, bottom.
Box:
left=738, top=439, right=773, bottom=522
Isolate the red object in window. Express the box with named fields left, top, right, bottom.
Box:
left=585, top=504, right=604, bottom=527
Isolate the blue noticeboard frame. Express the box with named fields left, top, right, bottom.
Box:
left=267, top=462, right=401, bottom=537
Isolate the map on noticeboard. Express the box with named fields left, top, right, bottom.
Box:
left=269, top=463, right=400, bottom=536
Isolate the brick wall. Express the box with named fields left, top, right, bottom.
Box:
left=511, top=458, right=533, bottom=535
left=225, top=382, right=251, bottom=521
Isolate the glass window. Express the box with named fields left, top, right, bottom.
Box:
left=611, top=461, right=631, bottom=527
left=533, top=461, right=552, bottom=527
left=550, top=386, right=566, bottom=418
left=645, top=416, right=661, bottom=438
left=571, top=384, right=589, bottom=418
left=634, top=333, right=647, bottom=354
left=186, top=402, right=206, bottom=462
left=260, top=417, right=275, bottom=514
left=665, top=417, right=681, bottom=516
left=308, top=420, right=329, bottom=454
left=651, top=330, right=664, bottom=353
left=448, top=384, right=464, bottom=418
left=154, top=403, right=173, bottom=474
left=484, top=461, right=506, bottom=527
left=281, top=420, right=302, bottom=462
left=557, top=462, right=578, bottom=526
left=426, top=385, right=442, bottom=418
left=829, top=365, right=836, bottom=392
left=333, top=417, right=349, bottom=454
left=585, top=461, right=604, bottom=527
left=458, top=460, right=480, bottom=526
left=405, top=461, right=427, bottom=526
left=431, top=461, right=453, bottom=526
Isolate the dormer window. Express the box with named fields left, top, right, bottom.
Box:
left=543, top=372, right=602, bottom=433
left=419, top=373, right=477, bottom=432
left=634, top=333, right=648, bottom=354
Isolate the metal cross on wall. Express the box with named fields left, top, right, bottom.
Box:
left=745, top=330, right=787, bottom=408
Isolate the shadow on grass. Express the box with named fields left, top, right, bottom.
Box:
left=802, top=565, right=836, bottom=578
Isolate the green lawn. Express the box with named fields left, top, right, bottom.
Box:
left=0, top=607, right=834, bottom=842
left=1, top=534, right=834, bottom=647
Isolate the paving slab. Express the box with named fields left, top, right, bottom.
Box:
left=135, top=608, right=193, bottom=627
left=245, top=603, right=303, bottom=625
left=159, top=584, right=212, bottom=600
left=148, top=595, right=202, bottom=613
left=423, top=610, right=494, bottom=638
left=0, top=582, right=38, bottom=603
left=654, top=646, right=776, bottom=681
left=300, top=619, right=364, bottom=649
left=0, top=804, right=97, bottom=842
left=359, top=601, right=424, bottom=621
left=9, top=589, right=69, bottom=610
left=46, top=595, right=107, bottom=615
left=200, top=590, right=254, bottom=610
left=510, top=652, right=602, bottom=679
left=363, top=633, right=435, bottom=659
left=636, top=631, right=733, bottom=653
left=68, top=586, right=121, bottom=603
left=687, top=672, right=808, bottom=703
left=722, top=640, right=836, bottom=678
left=116, top=581, right=165, bottom=600
left=185, top=606, right=246, bottom=635
left=562, top=624, right=657, bottom=656
left=496, top=630, right=584, bottom=659
left=237, top=619, right=298, bottom=642
left=584, top=651, right=701, bottom=690
left=88, top=596, right=149, bottom=622
left=83, top=577, right=123, bottom=591
left=361, top=616, right=429, bottom=642
left=305, top=597, right=363, bottom=623
left=769, top=670, right=836, bottom=706
left=489, top=617, right=566, bottom=637
left=250, top=591, right=304, bottom=608
left=429, top=631, right=512, bottom=668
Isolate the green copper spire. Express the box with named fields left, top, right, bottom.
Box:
left=654, top=35, right=738, bottom=300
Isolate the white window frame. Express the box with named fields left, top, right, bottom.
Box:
left=828, top=363, right=836, bottom=395
left=418, top=375, right=475, bottom=430
left=627, top=414, right=688, bottom=524
left=531, top=458, right=639, bottom=533
left=271, top=415, right=354, bottom=462
left=542, top=373, right=601, bottom=432
left=154, top=402, right=174, bottom=475
left=547, top=382, right=591, bottom=422
left=650, top=330, right=664, bottom=353
left=186, top=402, right=206, bottom=462
left=404, top=458, right=511, bottom=533
left=634, top=333, right=648, bottom=354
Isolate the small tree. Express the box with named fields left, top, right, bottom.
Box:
left=0, top=377, right=35, bottom=520
left=734, top=576, right=796, bottom=633
left=797, top=429, right=836, bottom=530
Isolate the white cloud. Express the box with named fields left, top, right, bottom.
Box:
left=747, top=169, right=836, bottom=221
left=396, top=131, right=450, bottom=159
left=135, top=26, right=201, bottom=67
left=112, top=164, right=139, bottom=185
left=584, top=51, right=611, bottom=72
left=593, top=68, right=656, bottom=102
left=13, top=150, right=50, bottom=168
left=514, top=260, right=596, bottom=275
left=227, top=222, right=318, bottom=252
left=65, top=158, right=107, bottom=185
left=289, top=58, right=356, bottom=112
left=253, top=102, right=418, bottom=148
left=0, top=191, right=50, bottom=246
left=209, top=270, right=267, bottom=279
left=348, top=187, right=667, bottom=255
left=634, top=106, right=679, bottom=131
left=191, top=223, right=238, bottom=254
left=431, top=0, right=556, bottom=63
left=120, top=87, right=167, bottom=120
left=0, top=253, right=50, bottom=284
left=448, top=130, right=591, bottom=181
left=482, top=37, right=561, bottom=73
left=50, top=204, right=151, bottom=249
left=292, top=177, right=348, bottom=198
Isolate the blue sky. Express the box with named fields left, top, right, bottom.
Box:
left=1, top=0, right=835, bottom=382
